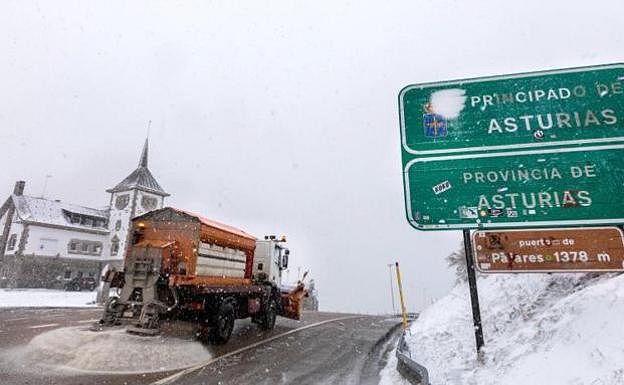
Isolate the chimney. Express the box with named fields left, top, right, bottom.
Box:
left=13, top=181, right=25, bottom=196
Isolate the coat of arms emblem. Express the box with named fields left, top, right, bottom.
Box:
left=422, top=103, right=447, bottom=138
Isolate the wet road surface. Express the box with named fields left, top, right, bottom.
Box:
left=0, top=307, right=400, bottom=385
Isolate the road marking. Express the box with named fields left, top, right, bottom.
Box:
left=4, top=317, right=29, bottom=322
left=29, top=323, right=59, bottom=329
left=77, top=319, right=99, bottom=324
left=152, top=315, right=362, bottom=385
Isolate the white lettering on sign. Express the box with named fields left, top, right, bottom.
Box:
left=517, top=238, right=575, bottom=248
left=476, top=190, right=592, bottom=211
left=432, top=180, right=452, bottom=195
left=487, top=109, right=617, bottom=134
left=596, top=81, right=623, bottom=97
left=463, top=165, right=597, bottom=185
left=469, top=87, right=582, bottom=112
left=463, top=167, right=563, bottom=184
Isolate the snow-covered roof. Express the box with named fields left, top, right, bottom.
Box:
left=178, top=208, right=256, bottom=240
left=12, top=195, right=109, bottom=232
left=106, top=138, right=169, bottom=197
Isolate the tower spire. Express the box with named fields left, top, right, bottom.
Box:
left=139, top=137, right=149, bottom=168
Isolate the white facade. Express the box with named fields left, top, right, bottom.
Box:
left=107, top=189, right=165, bottom=259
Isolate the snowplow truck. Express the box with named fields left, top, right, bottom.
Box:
left=98, top=207, right=306, bottom=344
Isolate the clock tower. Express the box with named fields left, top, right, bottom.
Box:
left=106, top=139, right=169, bottom=260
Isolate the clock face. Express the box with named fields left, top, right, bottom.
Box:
left=115, top=194, right=130, bottom=210
left=141, top=196, right=158, bottom=210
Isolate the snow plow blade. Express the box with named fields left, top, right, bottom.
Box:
left=280, top=282, right=307, bottom=320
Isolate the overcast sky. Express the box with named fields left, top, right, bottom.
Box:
left=1, top=1, right=622, bottom=313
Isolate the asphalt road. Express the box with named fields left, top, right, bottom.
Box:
left=0, top=307, right=400, bottom=385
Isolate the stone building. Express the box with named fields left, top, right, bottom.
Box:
left=0, top=139, right=168, bottom=288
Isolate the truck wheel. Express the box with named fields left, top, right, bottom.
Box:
left=210, top=302, right=235, bottom=344
left=258, top=299, right=277, bottom=331
left=100, top=297, right=124, bottom=326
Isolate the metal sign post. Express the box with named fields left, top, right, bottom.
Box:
left=462, top=229, right=484, bottom=356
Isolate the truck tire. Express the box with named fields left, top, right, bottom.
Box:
left=210, top=302, right=235, bottom=344
left=257, top=298, right=277, bottom=331
left=100, top=297, right=124, bottom=326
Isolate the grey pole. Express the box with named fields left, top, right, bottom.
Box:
left=463, top=229, right=484, bottom=357
left=387, top=263, right=396, bottom=315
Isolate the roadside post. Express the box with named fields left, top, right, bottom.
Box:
left=462, top=229, right=484, bottom=355
left=398, top=63, right=624, bottom=358
left=395, top=262, right=409, bottom=330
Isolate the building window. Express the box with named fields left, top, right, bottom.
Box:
left=115, top=194, right=130, bottom=210
left=68, top=240, right=103, bottom=256
left=115, top=220, right=122, bottom=231
left=64, top=270, right=71, bottom=279
left=7, top=234, right=17, bottom=251
left=141, top=196, right=158, bottom=210
left=63, top=210, right=106, bottom=228
left=111, top=237, right=120, bottom=256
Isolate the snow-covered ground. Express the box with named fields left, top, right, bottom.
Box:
left=1, top=326, right=213, bottom=374
left=0, top=289, right=97, bottom=308
left=380, top=273, right=624, bottom=385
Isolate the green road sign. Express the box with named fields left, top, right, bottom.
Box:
left=399, top=64, right=624, bottom=156
left=403, top=144, right=624, bottom=230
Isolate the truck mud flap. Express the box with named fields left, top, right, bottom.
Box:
left=280, top=283, right=307, bottom=320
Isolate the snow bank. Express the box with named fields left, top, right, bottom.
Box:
left=1, top=326, right=213, bottom=374
left=383, top=273, right=624, bottom=385
left=0, top=289, right=97, bottom=308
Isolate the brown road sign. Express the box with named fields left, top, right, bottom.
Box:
left=473, top=227, right=624, bottom=273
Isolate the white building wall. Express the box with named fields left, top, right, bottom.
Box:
left=107, top=190, right=135, bottom=260
left=0, top=210, right=8, bottom=252
left=22, top=225, right=108, bottom=260
left=0, top=209, right=6, bottom=232
left=107, top=190, right=165, bottom=261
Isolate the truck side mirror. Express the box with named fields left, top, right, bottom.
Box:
left=281, top=254, right=289, bottom=269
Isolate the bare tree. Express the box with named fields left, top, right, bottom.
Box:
left=446, top=242, right=467, bottom=283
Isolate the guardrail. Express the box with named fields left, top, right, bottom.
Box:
left=396, top=329, right=430, bottom=385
